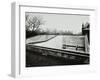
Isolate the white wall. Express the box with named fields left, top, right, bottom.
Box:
left=0, top=0, right=100, bottom=80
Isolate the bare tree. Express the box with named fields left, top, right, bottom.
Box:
left=25, top=14, right=44, bottom=32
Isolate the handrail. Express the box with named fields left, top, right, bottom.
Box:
left=63, top=44, right=85, bottom=48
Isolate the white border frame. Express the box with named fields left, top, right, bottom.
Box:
left=11, top=2, right=96, bottom=78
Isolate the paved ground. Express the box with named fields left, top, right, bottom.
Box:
left=28, top=35, right=85, bottom=52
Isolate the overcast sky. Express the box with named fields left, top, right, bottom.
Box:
left=26, top=12, right=89, bottom=34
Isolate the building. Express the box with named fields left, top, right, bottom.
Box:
left=82, top=23, right=90, bottom=43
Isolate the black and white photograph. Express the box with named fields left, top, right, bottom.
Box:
left=25, top=12, right=90, bottom=67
